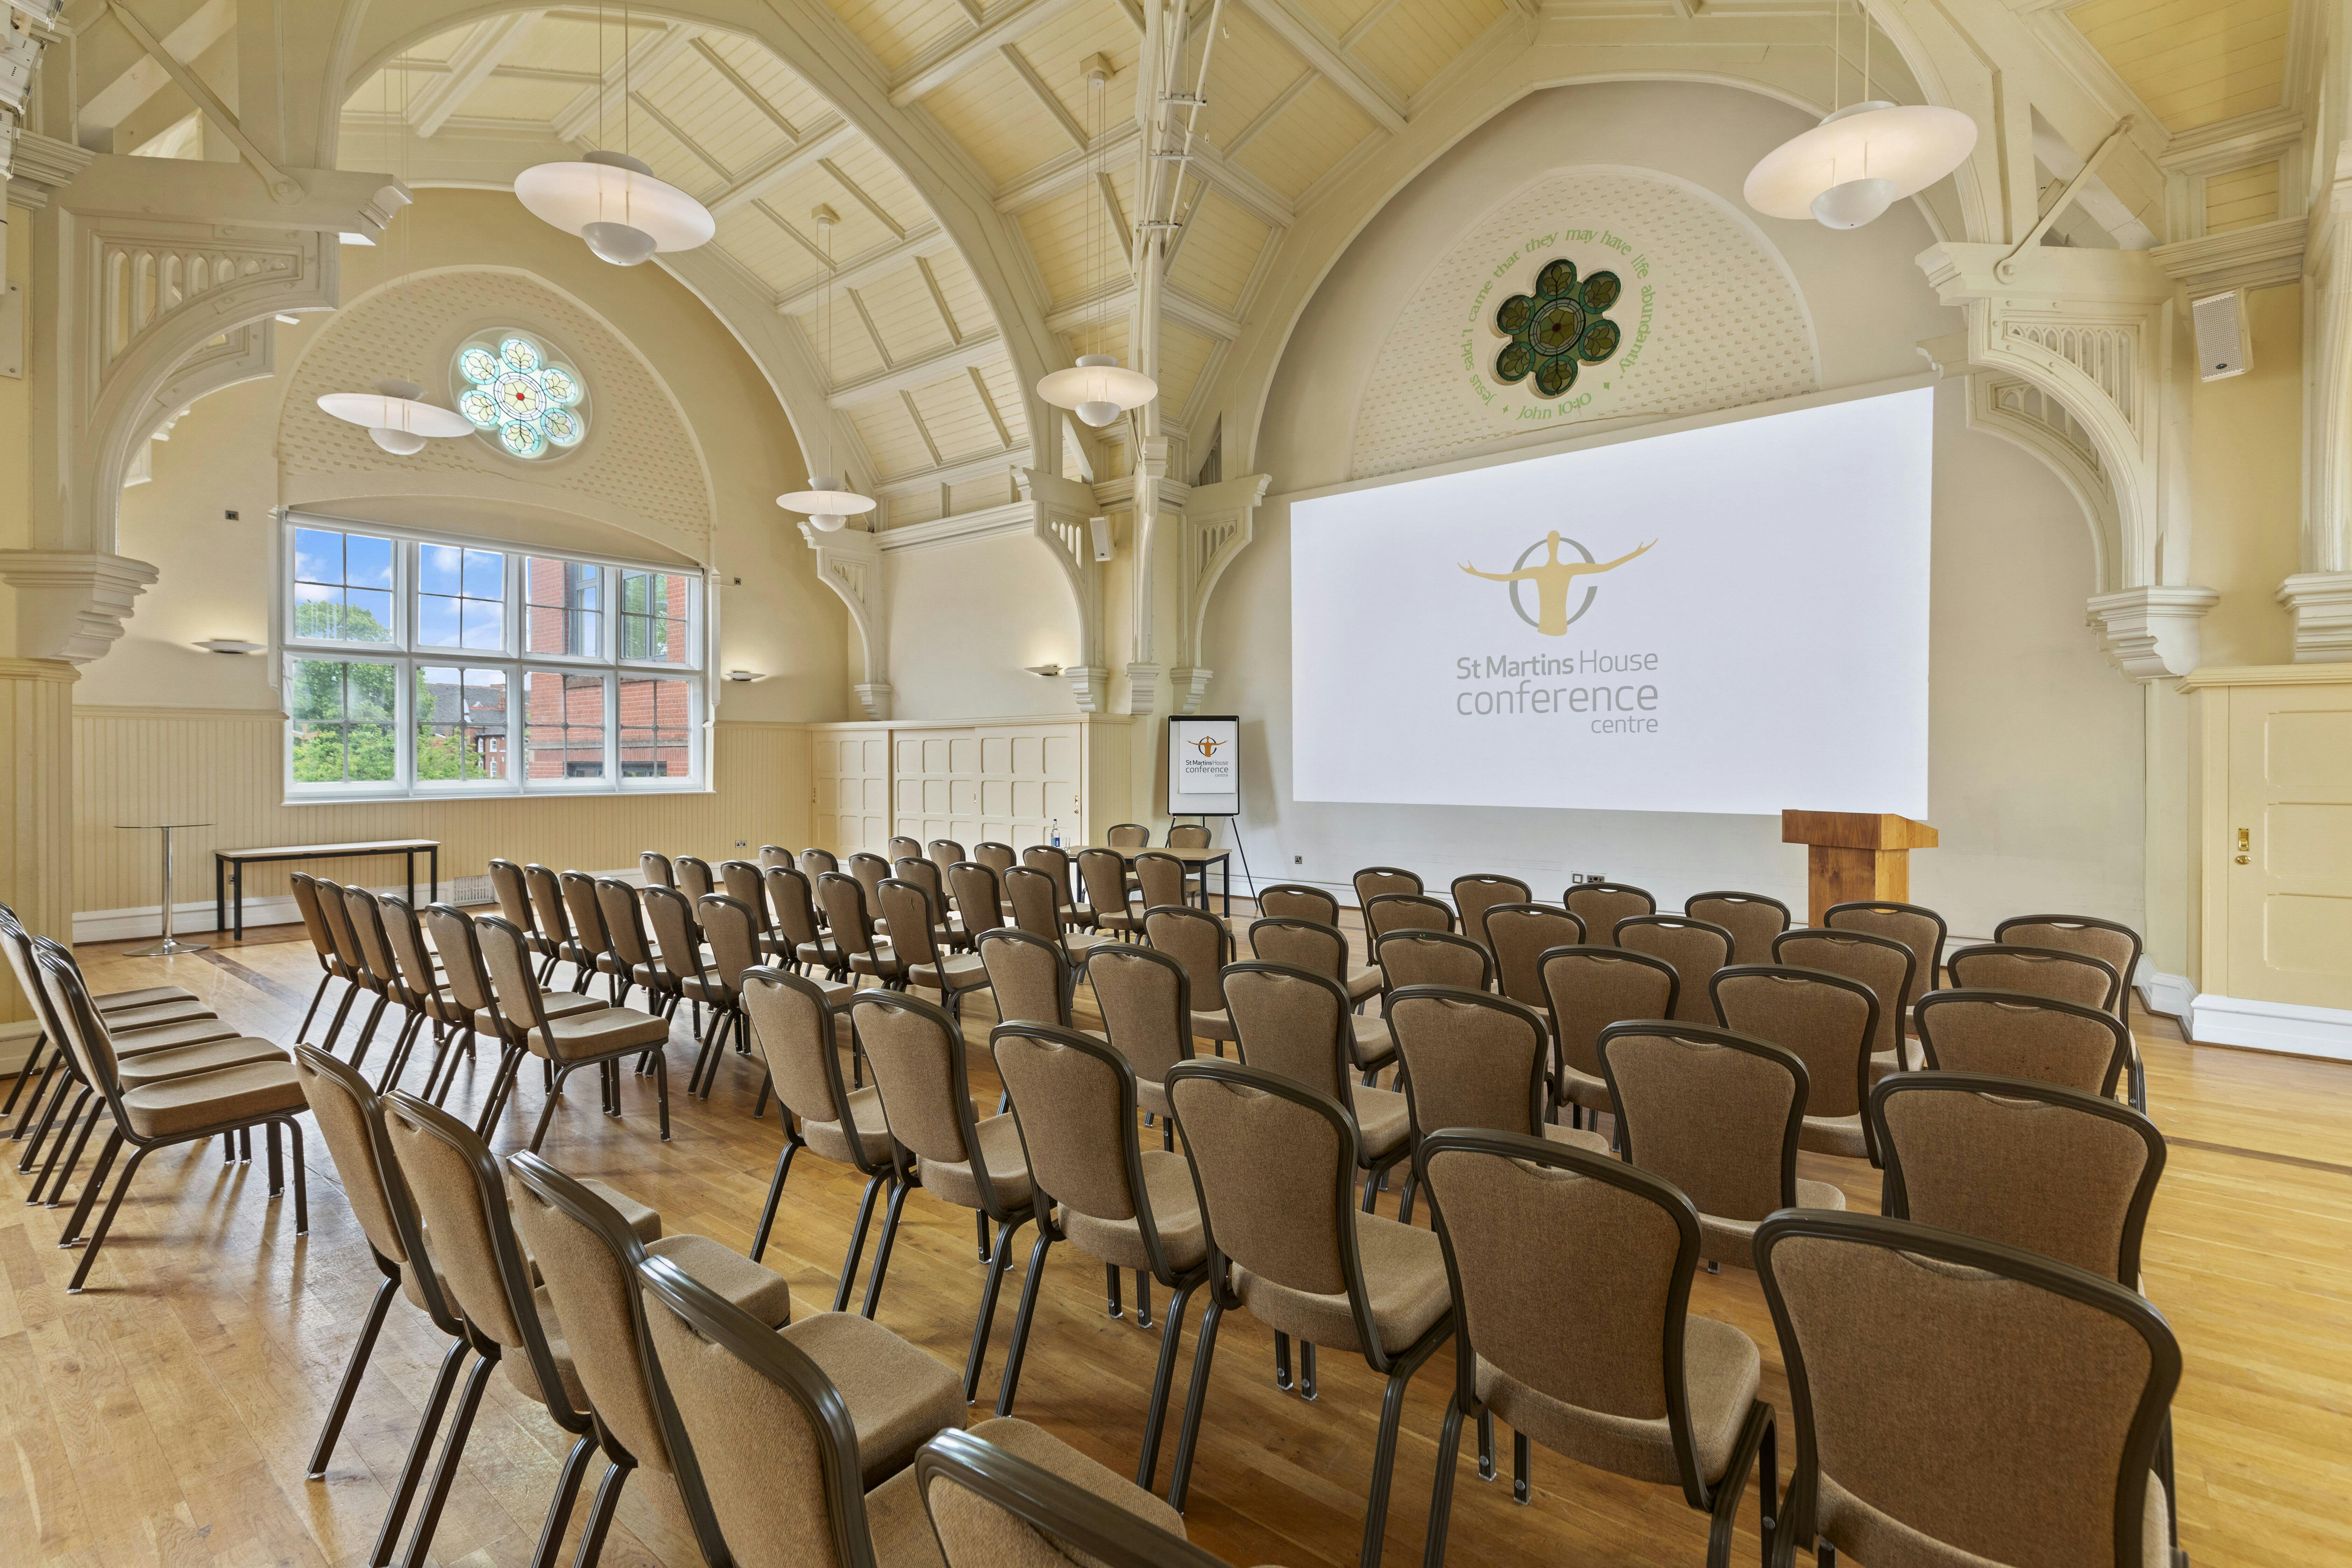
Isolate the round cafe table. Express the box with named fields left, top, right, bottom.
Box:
left=117, top=822, right=213, bottom=957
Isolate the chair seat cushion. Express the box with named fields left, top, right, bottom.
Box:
left=109, top=1018, right=244, bottom=1057
left=1345, top=966, right=1382, bottom=1003
left=1476, top=1315, right=1762, bottom=1487
left=1540, top=1123, right=1611, bottom=1154
left=528, top=1005, right=672, bottom=1061
left=918, top=1112, right=1032, bottom=1213
left=1189, top=1007, right=1239, bottom=1043
left=96, top=984, right=199, bottom=1012
left=803, top=1084, right=894, bottom=1168
left=630, top=961, right=677, bottom=989
left=1698, top=1178, right=1849, bottom=1271
left=1348, top=1013, right=1395, bottom=1069
left=785, top=1310, right=966, bottom=1488
left=793, top=940, right=842, bottom=967
left=1353, top=1085, right=1412, bottom=1161
left=1558, top=1063, right=1613, bottom=1114
left=646, top=1233, right=795, bottom=1327
left=1870, top=1047, right=1913, bottom=1083
left=1235, top=1210, right=1449, bottom=1355
left=865, top=1415, right=1185, bottom=1568
left=120, top=1059, right=307, bottom=1138
left=1814, top=1467, right=2171, bottom=1568
left=105, top=999, right=220, bottom=1031
left=1060, top=1148, right=1206, bottom=1274
left=114, top=1036, right=287, bottom=1090
left=467, top=990, right=609, bottom=1036
left=849, top=947, right=901, bottom=978
left=907, top=953, right=987, bottom=991
left=1799, top=1113, right=1871, bottom=1160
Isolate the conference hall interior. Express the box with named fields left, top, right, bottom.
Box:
left=0, top=0, right=2343, bottom=1564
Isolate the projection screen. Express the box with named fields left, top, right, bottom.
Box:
left=1290, top=386, right=1932, bottom=817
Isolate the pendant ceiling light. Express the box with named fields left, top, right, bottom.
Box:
left=778, top=206, right=877, bottom=533
left=515, top=3, right=713, bottom=266
left=1743, top=0, right=1975, bottom=230
left=319, top=52, right=471, bottom=454
left=1036, top=58, right=1155, bottom=428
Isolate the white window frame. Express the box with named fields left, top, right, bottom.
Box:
left=279, top=512, right=709, bottom=802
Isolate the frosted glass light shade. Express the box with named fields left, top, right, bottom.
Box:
left=514, top=150, right=715, bottom=264
left=1037, top=354, right=1157, bottom=427
left=779, top=476, right=877, bottom=533
left=318, top=379, right=473, bottom=452
left=1744, top=102, right=1977, bottom=229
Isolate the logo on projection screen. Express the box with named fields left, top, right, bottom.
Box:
left=1188, top=734, right=1226, bottom=759
left=1458, top=531, right=1656, bottom=635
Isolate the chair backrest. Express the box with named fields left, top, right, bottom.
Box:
left=1077, top=849, right=1132, bottom=921
left=1106, top=823, right=1149, bottom=849
left=24, top=940, right=121, bottom=1109
left=1374, top=929, right=1492, bottom=993
left=597, top=877, right=658, bottom=970
left=764, top=864, right=823, bottom=954
left=635, top=1255, right=878, bottom=1568
left=377, top=895, right=448, bottom=1012
left=888, top=834, right=925, bottom=863
left=1615, top=915, right=1734, bottom=1025
left=1451, top=874, right=1533, bottom=951
left=1598, top=1022, right=1806, bottom=1223
left=1081, top=943, right=1192, bottom=1089
left=1353, top=866, right=1423, bottom=909
left=973, top=840, right=1017, bottom=873
left=916, top=1428, right=1228, bottom=1568
left=757, top=843, right=795, bottom=871
left=342, top=885, right=403, bottom=993
left=477, top=915, right=558, bottom=1045
left=1683, top=891, right=1791, bottom=966
left=892, top=854, right=946, bottom=911
left=289, top=872, right=343, bottom=971
left=1021, top=845, right=1079, bottom=911
left=1165, top=1060, right=1363, bottom=1309
left=1710, top=964, right=1879, bottom=1126
left=1754, top=1210, right=2179, bottom=1568
left=846, top=852, right=891, bottom=909
left=1134, top=851, right=1189, bottom=912
left=992, top=1022, right=1149, bottom=1232
left=976, top=927, right=1071, bottom=1027
left=1142, top=905, right=1232, bottom=1003
left=1482, top=903, right=1586, bottom=1010
left=525, top=863, right=576, bottom=948
left=1994, top=915, right=2141, bottom=1025
left=1219, top=961, right=1351, bottom=1103
left=292, top=1046, right=456, bottom=1327
left=1563, top=882, right=1656, bottom=947
left=1870, top=1073, right=2165, bottom=1284
left=488, top=857, right=536, bottom=932
left=1824, top=900, right=1946, bottom=1014
left=1387, top=986, right=1549, bottom=1139
left=313, top=877, right=370, bottom=985
left=1002, top=865, right=1069, bottom=943
left=1245, top=916, right=1348, bottom=984
left=1416, top=1131, right=1706, bottom=1493
left=925, top=839, right=967, bottom=886
left=1256, top=883, right=1338, bottom=925
left=643, top=885, right=713, bottom=991
left=671, top=855, right=713, bottom=904
left=817, top=873, right=881, bottom=960
left=852, top=992, right=989, bottom=1189
left=1166, top=824, right=1211, bottom=850
left=1540, top=945, right=1678, bottom=1085
left=698, top=895, right=764, bottom=998
left=718, top=859, right=770, bottom=934
left=1913, top=990, right=2134, bottom=1098
left=1365, top=891, right=1455, bottom=939
left=640, top=850, right=675, bottom=888
left=378, top=1089, right=575, bottom=1414
left=424, top=903, right=498, bottom=1019
left=561, top=869, right=611, bottom=959
left=1773, top=929, right=1914, bottom=1066
left=1946, top=943, right=2120, bottom=1014
left=948, top=862, right=1006, bottom=940
left=741, top=969, right=865, bottom=1162
left=799, top=846, right=838, bottom=882
left=876, top=879, right=943, bottom=970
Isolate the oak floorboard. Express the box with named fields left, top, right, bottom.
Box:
left=0, top=920, right=2343, bottom=1567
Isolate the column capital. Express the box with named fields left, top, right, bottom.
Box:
left=0, top=550, right=159, bottom=662
left=2086, top=585, right=2219, bottom=681
left=2278, top=573, right=2352, bottom=663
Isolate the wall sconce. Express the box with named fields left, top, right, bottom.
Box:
left=1025, top=663, right=1064, bottom=677
left=194, top=639, right=266, bottom=655
left=724, top=669, right=767, bottom=683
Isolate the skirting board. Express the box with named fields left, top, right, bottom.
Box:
left=2185, top=991, right=2352, bottom=1062
left=74, top=874, right=496, bottom=942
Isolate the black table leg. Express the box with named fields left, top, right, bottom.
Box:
left=215, top=858, right=225, bottom=937
left=430, top=847, right=439, bottom=904
left=233, top=862, right=246, bottom=940
left=406, top=850, right=415, bottom=907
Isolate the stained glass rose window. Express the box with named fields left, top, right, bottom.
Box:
left=453, top=332, right=590, bottom=459
left=1493, top=258, right=1623, bottom=397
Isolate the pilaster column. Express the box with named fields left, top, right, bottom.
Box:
left=2291, top=156, right=2352, bottom=660
left=0, top=658, right=75, bottom=1042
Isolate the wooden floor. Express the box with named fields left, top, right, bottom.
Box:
left=4, top=922, right=2348, bottom=1568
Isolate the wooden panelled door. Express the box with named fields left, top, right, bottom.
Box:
left=2228, top=684, right=2352, bottom=1010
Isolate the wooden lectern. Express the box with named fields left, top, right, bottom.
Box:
left=1782, top=811, right=1938, bottom=926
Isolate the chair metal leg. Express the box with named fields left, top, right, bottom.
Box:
left=59, top=1126, right=125, bottom=1245
left=1166, top=1297, right=1225, bottom=1513
left=8, top=1050, right=61, bottom=1141
left=309, top=1273, right=399, bottom=1477
left=1300, top=1341, right=1317, bottom=1400
left=1, top=1036, right=48, bottom=1118
left=962, top=1214, right=1028, bottom=1405
left=749, top=1138, right=802, bottom=1264
left=1134, top=1280, right=1197, bottom=1492
left=319, top=982, right=360, bottom=1053
left=652, top=1052, right=670, bottom=1141
left=994, top=1230, right=1054, bottom=1416
left=294, top=972, right=333, bottom=1044
left=528, top=1436, right=597, bottom=1568
left=14, top=1066, right=74, bottom=1172
left=1274, top=1330, right=1292, bottom=1390
left=1359, top=1358, right=1427, bottom=1568
left=1420, top=1399, right=1468, bottom=1568
left=370, top=1337, right=467, bottom=1567
left=1513, top=1431, right=1531, bottom=1503
left=823, top=1172, right=885, bottom=1310
left=345, top=995, right=392, bottom=1073
left=1477, top=1409, right=1495, bottom=1480
left=563, top=1458, right=635, bottom=1568
left=472, top=1048, right=525, bottom=1140
left=35, top=1089, right=99, bottom=1208
left=66, top=1143, right=153, bottom=1293
left=976, top=1208, right=992, bottom=1262
left=1702, top=1404, right=1774, bottom=1568
left=1135, top=1271, right=1153, bottom=1329
left=860, top=1176, right=915, bottom=1320
left=1107, top=1260, right=1124, bottom=1319
left=397, top=1346, right=498, bottom=1568
left=530, top=1065, right=577, bottom=1152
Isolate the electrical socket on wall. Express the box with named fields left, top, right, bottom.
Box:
left=1293, top=855, right=1302, bottom=865
left=1568, top=872, right=1608, bottom=884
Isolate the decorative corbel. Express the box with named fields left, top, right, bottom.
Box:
left=2086, top=586, right=2219, bottom=680
left=1167, top=471, right=1271, bottom=715
left=1017, top=466, right=1107, bottom=712
left=799, top=520, right=892, bottom=719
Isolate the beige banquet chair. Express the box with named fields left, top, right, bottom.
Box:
left=1364, top=890, right=1456, bottom=944
left=1823, top=898, right=1946, bottom=1021
left=1773, top=927, right=1917, bottom=1081
left=1684, top=891, right=1792, bottom=966
left=878, top=877, right=992, bottom=1021
left=1143, top=904, right=1241, bottom=1056
left=1451, top=873, right=1533, bottom=953
left=1945, top=942, right=2121, bottom=1014
left=1374, top=928, right=1493, bottom=995
left=1353, top=865, right=1423, bottom=912
left=1540, top=944, right=1678, bottom=1134
left=1081, top=942, right=1195, bottom=1151
left=1564, top=881, right=1655, bottom=946
left=977, top=925, right=1078, bottom=1028
left=1913, top=988, right=2135, bottom=1100
left=1710, top=963, right=1882, bottom=1165
left=1245, top=917, right=1395, bottom=1081
left=1222, top=961, right=1415, bottom=1219
left=1615, top=915, right=1735, bottom=1026
left=1482, top=902, right=1586, bottom=1013
left=916, top=1426, right=1238, bottom=1568
left=1385, top=985, right=1608, bottom=1155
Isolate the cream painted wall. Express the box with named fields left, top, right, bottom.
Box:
left=883, top=533, right=1082, bottom=717
left=0, top=203, right=30, bottom=654
left=2190, top=282, right=2303, bottom=669
left=1205, top=81, right=2147, bottom=943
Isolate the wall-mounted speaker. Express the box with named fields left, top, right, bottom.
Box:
left=1088, top=515, right=1114, bottom=562
left=2192, top=290, right=2249, bottom=382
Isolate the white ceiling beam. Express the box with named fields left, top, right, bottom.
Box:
left=78, top=0, right=233, bottom=135
left=689, top=36, right=801, bottom=141
left=889, top=0, right=1090, bottom=106
left=551, top=22, right=698, bottom=143
left=820, top=155, right=906, bottom=238
left=630, top=90, right=730, bottom=178
left=1223, top=69, right=1311, bottom=159
left=1003, top=43, right=1090, bottom=154
left=1231, top=0, right=1405, bottom=135
left=1048, top=279, right=1242, bottom=339
left=1338, top=0, right=1408, bottom=49
left=707, top=119, right=860, bottom=217
left=829, top=334, right=1007, bottom=408
left=995, top=119, right=1292, bottom=230
left=968, top=364, right=1013, bottom=446
left=874, top=444, right=1034, bottom=501
left=776, top=224, right=955, bottom=314
left=899, top=390, right=947, bottom=466
left=408, top=11, right=544, bottom=138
